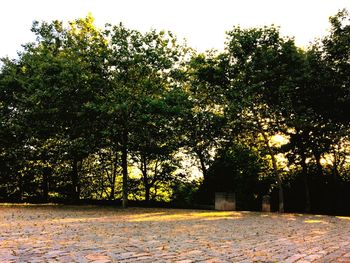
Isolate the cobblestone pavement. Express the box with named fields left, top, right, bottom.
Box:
left=1, top=205, right=350, bottom=262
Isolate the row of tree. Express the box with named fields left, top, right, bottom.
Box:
left=1, top=10, right=349, bottom=213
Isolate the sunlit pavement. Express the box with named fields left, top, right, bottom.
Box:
left=0, top=205, right=350, bottom=262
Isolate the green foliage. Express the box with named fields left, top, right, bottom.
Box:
left=171, top=179, right=201, bottom=206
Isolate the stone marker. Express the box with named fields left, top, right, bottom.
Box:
left=262, top=195, right=271, bottom=212
left=215, top=192, right=236, bottom=211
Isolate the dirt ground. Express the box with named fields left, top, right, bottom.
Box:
left=0, top=205, right=350, bottom=262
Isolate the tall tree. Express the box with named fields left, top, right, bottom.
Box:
left=185, top=52, right=228, bottom=180
left=0, top=15, right=109, bottom=202
left=100, top=25, right=188, bottom=207
left=223, top=26, right=304, bottom=212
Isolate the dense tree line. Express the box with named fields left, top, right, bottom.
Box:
left=1, top=11, right=349, bottom=213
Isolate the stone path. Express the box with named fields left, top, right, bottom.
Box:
left=0, top=205, right=350, bottom=262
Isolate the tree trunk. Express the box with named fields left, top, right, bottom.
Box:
left=141, top=157, right=150, bottom=204
left=145, top=184, right=150, bottom=203
left=259, top=128, right=284, bottom=213
left=121, top=130, right=128, bottom=208
left=18, top=173, right=23, bottom=202
left=196, top=151, right=208, bottom=181
left=313, top=150, right=323, bottom=177
left=42, top=167, right=50, bottom=203
left=273, top=151, right=284, bottom=213
left=301, top=152, right=311, bottom=213
left=71, top=159, right=81, bottom=202
left=252, top=110, right=284, bottom=213
left=332, top=150, right=340, bottom=213
left=110, top=174, right=116, bottom=201
left=109, top=151, right=118, bottom=201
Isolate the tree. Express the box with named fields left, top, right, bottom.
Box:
left=0, top=15, right=109, bottom=202
left=0, top=57, right=27, bottom=200
left=223, top=26, right=304, bottom=212
left=276, top=10, right=350, bottom=212
left=321, top=9, right=350, bottom=126
left=100, top=25, right=188, bottom=207
left=130, top=88, right=190, bottom=202
left=184, top=52, right=228, bottom=180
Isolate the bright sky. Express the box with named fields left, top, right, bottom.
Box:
left=1, top=0, right=350, bottom=58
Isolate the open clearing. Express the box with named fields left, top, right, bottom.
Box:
left=0, top=205, right=350, bottom=262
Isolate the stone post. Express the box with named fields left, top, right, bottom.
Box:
left=262, top=195, right=271, bottom=212
left=215, top=192, right=236, bottom=211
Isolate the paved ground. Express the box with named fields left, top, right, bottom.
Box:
left=0, top=205, right=350, bottom=262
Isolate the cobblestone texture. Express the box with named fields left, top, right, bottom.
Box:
left=0, top=205, right=350, bottom=262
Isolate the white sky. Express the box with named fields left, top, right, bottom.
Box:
left=1, top=0, right=350, bottom=58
